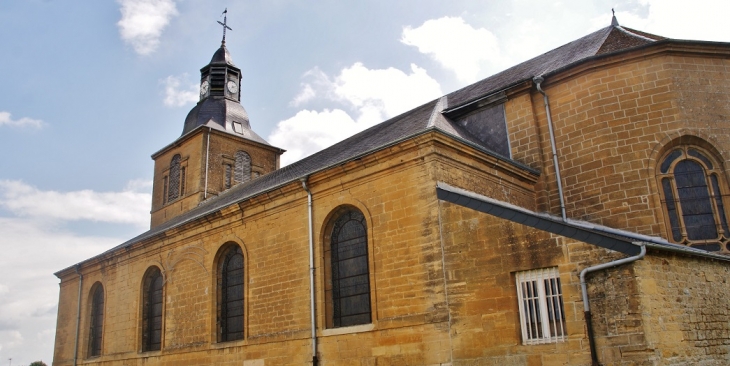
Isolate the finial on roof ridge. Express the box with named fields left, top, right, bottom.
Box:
left=217, top=8, right=232, bottom=45
left=611, top=8, right=619, bottom=26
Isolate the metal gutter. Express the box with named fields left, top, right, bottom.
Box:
left=533, top=76, right=567, bottom=221
left=300, top=178, right=318, bottom=366
left=435, top=181, right=730, bottom=261
left=580, top=244, right=646, bottom=366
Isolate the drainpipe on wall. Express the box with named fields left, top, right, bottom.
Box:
left=73, top=264, right=83, bottom=366
left=533, top=76, right=567, bottom=222
left=580, top=244, right=646, bottom=366
left=300, top=177, right=318, bottom=366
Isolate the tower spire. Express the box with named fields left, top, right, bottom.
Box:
left=217, top=8, right=232, bottom=45
left=611, top=8, right=619, bottom=26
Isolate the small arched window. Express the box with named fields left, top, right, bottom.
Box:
left=167, top=154, right=182, bottom=202
left=234, top=151, right=252, bottom=184
left=325, top=208, right=371, bottom=328
left=658, top=146, right=730, bottom=251
left=88, top=284, right=104, bottom=357
left=142, top=267, right=164, bottom=352
left=217, top=244, right=244, bottom=342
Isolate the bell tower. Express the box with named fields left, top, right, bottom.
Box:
left=149, top=11, right=285, bottom=228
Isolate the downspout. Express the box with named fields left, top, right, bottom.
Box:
left=204, top=127, right=211, bottom=199
left=300, top=177, right=318, bottom=366
left=73, top=264, right=83, bottom=366
left=580, top=244, right=646, bottom=366
left=533, top=76, right=567, bottom=221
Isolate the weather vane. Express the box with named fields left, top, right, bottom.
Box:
left=218, top=8, right=232, bottom=44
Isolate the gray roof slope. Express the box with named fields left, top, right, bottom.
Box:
left=446, top=25, right=658, bottom=108
left=60, top=23, right=671, bottom=273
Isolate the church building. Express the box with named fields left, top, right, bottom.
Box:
left=53, top=15, right=730, bottom=365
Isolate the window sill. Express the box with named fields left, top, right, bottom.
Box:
left=321, top=323, right=374, bottom=337
left=211, top=338, right=247, bottom=349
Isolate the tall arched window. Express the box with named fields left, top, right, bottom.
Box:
left=142, top=267, right=164, bottom=352
left=88, top=284, right=104, bottom=357
left=325, top=208, right=371, bottom=328
left=217, top=244, right=244, bottom=342
left=658, top=146, right=730, bottom=252
left=234, top=151, right=252, bottom=184
left=167, top=154, right=181, bottom=202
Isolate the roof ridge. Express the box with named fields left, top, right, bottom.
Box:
left=615, top=25, right=660, bottom=43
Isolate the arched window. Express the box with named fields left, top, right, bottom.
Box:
left=658, top=146, right=730, bottom=251
left=142, top=267, right=164, bottom=352
left=234, top=151, right=252, bottom=184
left=217, top=244, right=244, bottom=342
left=167, top=154, right=181, bottom=202
left=325, top=208, right=371, bottom=328
left=88, top=284, right=104, bottom=357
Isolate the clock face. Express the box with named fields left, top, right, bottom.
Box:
left=200, top=80, right=209, bottom=97
left=226, top=80, right=238, bottom=94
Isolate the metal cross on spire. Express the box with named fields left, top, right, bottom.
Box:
left=218, top=8, right=232, bottom=44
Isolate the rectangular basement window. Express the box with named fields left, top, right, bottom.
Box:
left=515, top=267, right=566, bottom=344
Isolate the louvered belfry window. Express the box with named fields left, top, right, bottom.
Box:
left=218, top=245, right=244, bottom=342
left=142, top=267, right=164, bottom=352
left=88, top=284, right=104, bottom=357
left=167, top=154, right=181, bottom=202
left=330, top=209, right=371, bottom=328
left=234, top=151, right=252, bottom=184
left=658, top=146, right=730, bottom=252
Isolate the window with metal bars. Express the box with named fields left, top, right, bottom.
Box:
left=327, top=209, right=371, bottom=328
left=142, top=267, right=163, bottom=352
left=515, top=267, right=566, bottom=345
left=218, top=244, right=244, bottom=342
left=658, top=146, right=730, bottom=252
left=88, top=284, right=104, bottom=357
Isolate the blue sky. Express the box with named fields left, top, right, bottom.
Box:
left=1, top=0, right=728, bottom=364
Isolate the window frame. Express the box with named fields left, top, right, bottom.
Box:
left=515, top=267, right=566, bottom=345
left=141, top=267, right=164, bottom=352
left=656, top=145, right=730, bottom=251
left=87, top=283, right=104, bottom=358
left=323, top=207, right=373, bottom=329
left=216, top=243, right=245, bottom=342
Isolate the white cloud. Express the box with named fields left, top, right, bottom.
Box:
left=402, top=17, right=501, bottom=83
left=117, top=0, right=178, bottom=55
left=0, top=180, right=151, bottom=228
left=290, top=83, right=316, bottom=107
left=270, top=62, right=442, bottom=166
left=590, top=1, right=730, bottom=42
left=269, top=109, right=360, bottom=165
left=162, top=74, right=199, bottom=107
left=0, top=217, right=123, bottom=364
left=0, top=111, right=44, bottom=129
left=333, top=63, right=442, bottom=120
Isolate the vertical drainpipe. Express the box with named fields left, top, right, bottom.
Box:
left=533, top=76, right=567, bottom=221
left=580, top=244, right=646, bottom=366
left=73, top=265, right=83, bottom=366
left=300, top=177, right=318, bottom=366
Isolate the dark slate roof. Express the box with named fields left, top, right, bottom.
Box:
left=210, top=43, right=237, bottom=66
left=60, top=23, right=676, bottom=273
left=446, top=25, right=661, bottom=109
left=182, top=97, right=269, bottom=145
